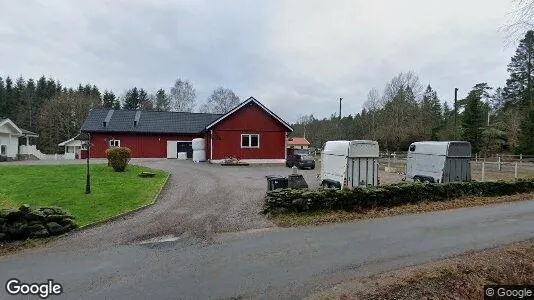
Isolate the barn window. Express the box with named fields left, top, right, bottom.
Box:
left=241, top=134, right=259, bottom=148
left=109, top=139, right=121, bottom=148
left=0, top=145, right=6, bottom=155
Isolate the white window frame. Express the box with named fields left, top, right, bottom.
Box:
left=109, top=139, right=121, bottom=148
left=241, top=134, right=260, bottom=148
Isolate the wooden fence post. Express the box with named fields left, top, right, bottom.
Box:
left=515, top=162, right=518, bottom=179
left=498, top=155, right=502, bottom=171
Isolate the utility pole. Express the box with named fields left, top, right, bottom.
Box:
left=339, top=98, right=343, bottom=120
left=454, top=88, right=458, bottom=140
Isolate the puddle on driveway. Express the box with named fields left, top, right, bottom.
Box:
left=138, top=234, right=182, bottom=245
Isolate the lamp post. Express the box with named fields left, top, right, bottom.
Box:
left=454, top=88, right=458, bottom=140
left=339, top=97, right=343, bottom=119
left=84, top=135, right=91, bottom=194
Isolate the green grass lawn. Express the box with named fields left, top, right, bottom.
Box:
left=0, top=164, right=168, bottom=226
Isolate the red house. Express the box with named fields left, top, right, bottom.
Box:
left=81, top=97, right=293, bottom=163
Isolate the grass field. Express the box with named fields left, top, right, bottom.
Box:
left=0, top=164, right=168, bottom=226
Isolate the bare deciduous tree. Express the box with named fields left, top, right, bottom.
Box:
left=200, top=87, right=240, bottom=114
left=502, top=0, right=534, bottom=44
left=170, top=79, right=196, bottom=112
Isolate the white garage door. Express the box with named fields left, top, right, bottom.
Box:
left=167, top=141, right=178, bottom=159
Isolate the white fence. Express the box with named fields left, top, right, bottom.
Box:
left=379, top=151, right=534, bottom=181
left=19, top=145, right=74, bottom=160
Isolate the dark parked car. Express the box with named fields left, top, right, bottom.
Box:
left=286, top=153, right=316, bottom=169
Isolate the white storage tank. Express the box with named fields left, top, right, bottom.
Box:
left=177, top=152, right=188, bottom=160
left=192, top=138, right=206, bottom=151
left=193, top=150, right=206, bottom=162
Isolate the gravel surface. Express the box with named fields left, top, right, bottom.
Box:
left=44, top=159, right=320, bottom=250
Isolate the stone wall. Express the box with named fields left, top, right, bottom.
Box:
left=0, top=205, right=77, bottom=242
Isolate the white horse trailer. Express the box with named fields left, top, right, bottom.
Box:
left=405, top=141, right=471, bottom=183
left=320, top=140, right=380, bottom=189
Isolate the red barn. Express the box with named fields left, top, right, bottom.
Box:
left=81, top=97, right=293, bottom=163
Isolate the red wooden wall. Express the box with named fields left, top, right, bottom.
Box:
left=89, top=132, right=200, bottom=158
left=209, top=102, right=288, bottom=160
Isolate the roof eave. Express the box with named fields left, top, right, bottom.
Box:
left=205, top=97, right=293, bottom=132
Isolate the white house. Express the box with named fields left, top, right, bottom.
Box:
left=0, top=117, right=22, bottom=159
left=0, top=117, right=39, bottom=160
left=58, top=134, right=87, bottom=159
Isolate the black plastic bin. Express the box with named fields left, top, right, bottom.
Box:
left=266, top=175, right=288, bottom=191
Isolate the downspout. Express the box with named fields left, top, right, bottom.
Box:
left=210, top=130, right=213, bottom=161
left=285, top=133, right=288, bottom=160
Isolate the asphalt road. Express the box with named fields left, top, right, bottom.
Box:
left=2, top=200, right=534, bottom=299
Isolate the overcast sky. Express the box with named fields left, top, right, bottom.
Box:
left=0, top=0, right=518, bottom=122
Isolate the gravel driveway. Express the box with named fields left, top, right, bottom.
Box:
left=46, top=159, right=320, bottom=250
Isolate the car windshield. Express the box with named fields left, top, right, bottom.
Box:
left=293, top=149, right=310, bottom=155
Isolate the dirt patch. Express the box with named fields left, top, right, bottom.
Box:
left=308, top=239, right=534, bottom=300
left=270, top=192, right=534, bottom=227
left=0, top=238, right=52, bottom=256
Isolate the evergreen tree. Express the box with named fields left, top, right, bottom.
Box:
left=461, top=84, right=487, bottom=153
left=518, top=107, right=534, bottom=154
left=0, top=77, right=5, bottom=117
left=102, top=90, right=117, bottom=108
left=154, top=89, right=171, bottom=111
left=420, top=85, right=442, bottom=139
left=3, top=77, right=13, bottom=119
left=123, top=87, right=140, bottom=110
left=113, top=99, right=121, bottom=110
left=503, top=30, right=534, bottom=109
left=138, top=88, right=153, bottom=110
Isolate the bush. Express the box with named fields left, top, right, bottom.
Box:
left=105, top=147, right=132, bottom=172
left=263, top=178, right=534, bottom=214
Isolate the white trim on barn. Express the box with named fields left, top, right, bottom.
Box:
left=205, top=97, right=293, bottom=131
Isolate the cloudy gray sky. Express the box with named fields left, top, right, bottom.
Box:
left=0, top=0, right=518, bottom=122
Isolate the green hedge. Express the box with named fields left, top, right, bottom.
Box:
left=263, top=179, right=534, bottom=214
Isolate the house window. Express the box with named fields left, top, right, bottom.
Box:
left=109, top=139, right=120, bottom=148
left=0, top=145, right=6, bottom=155
left=241, top=134, right=259, bottom=148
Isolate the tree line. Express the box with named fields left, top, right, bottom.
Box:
left=291, top=30, right=534, bottom=155
left=0, top=77, right=240, bottom=153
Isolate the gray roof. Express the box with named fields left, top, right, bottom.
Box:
left=21, top=128, right=38, bottom=136
left=81, top=108, right=223, bottom=134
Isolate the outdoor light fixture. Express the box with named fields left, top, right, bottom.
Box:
left=83, top=136, right=91, bottom=194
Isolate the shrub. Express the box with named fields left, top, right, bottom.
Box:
left=263, top=178, right=534, bottom=214
left=105, top=147, right=132, bottom=172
